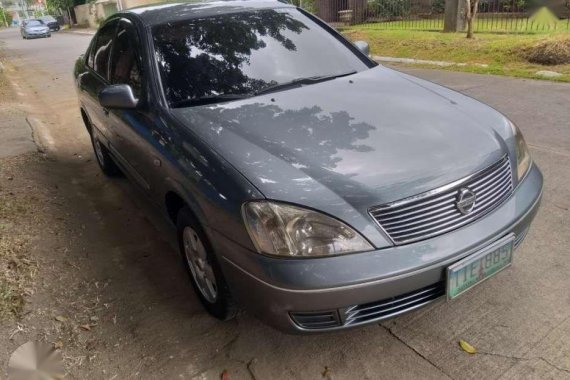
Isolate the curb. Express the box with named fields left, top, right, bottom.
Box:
left=61, top=29, right=96, bottom=36
left=374, top=56, right=489, bottom=68
left=26, top=116, right=55, bottom=153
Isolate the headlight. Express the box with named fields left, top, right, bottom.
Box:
left=510, top=122, right=532, bottom=181
left=242, top=201, right=373, bottom=257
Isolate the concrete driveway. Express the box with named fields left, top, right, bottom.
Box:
left=0, top=27, right=569, bottom=379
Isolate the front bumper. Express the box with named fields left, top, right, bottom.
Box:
left=25, top=31, right=51, bottom=38
left=211, top=164, right=543, bottom=333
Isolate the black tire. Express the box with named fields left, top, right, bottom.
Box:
left=90, top=130, right=122, bottom=177
left=176, top=206, right=237, bottom=320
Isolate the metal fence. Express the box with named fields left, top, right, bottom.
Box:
left=312, top=0, right=570, bottom=32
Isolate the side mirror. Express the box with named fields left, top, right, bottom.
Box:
left=99, top=84, right=138, bottom=109
left=353, top=40, right=370, bottom=57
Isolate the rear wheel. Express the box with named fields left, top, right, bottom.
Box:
left=90, top=130, right=121, bottom=177
left=177, top=207, right=237, bottom=320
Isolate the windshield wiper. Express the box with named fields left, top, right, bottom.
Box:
left=255, top=71, right=357, bottom=96
left=171, top=94, right=251, bottom=108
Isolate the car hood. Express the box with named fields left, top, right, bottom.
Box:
left=27, top=26, right=48, bottom=31
left=172, top=66, right=513, bottom=245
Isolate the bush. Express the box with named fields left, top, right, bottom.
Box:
left=0, top=9, right=12, bottom=27
left=523, top=37, right=570, bottom=65
left=369, top=0, right=411, bottom=18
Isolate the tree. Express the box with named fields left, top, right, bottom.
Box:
left=45, top=0, right=72, bottom=19
left=465, top=0, right=480, bottom=38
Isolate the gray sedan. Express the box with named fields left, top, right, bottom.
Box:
left=73, top=0, right=543, bottom=333
left=21, top=19, right=51, bottom=39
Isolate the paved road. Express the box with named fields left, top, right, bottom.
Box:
left=1, top=27, right=569, bottom=379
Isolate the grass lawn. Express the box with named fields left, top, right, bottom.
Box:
left=359, top=17, right=570, bottom=33
left=341, top=28, right=570, bottom=82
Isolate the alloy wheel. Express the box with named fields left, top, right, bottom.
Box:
left=182, top=226, right=218, bottom=303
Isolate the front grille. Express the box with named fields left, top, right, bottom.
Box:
left=514, top=227, right=529, bottom=249
left=343, top=282, right=445, bottom=326
left=290, top=282, right=444, bottom=330
left=370, top=155, right=513, bottom=245
left=290, top=310, right=341, bottom=329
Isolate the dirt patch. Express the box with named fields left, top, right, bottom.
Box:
left=0, top=155, right=43, bottom=320
left=522, top=36, right=570, bottom=65
left=0, top=153, right=123, bottom=377
left=0, top=236, right=36, bottom=319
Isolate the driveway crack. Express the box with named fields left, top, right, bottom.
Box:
left=381, top=325, right=454, bottom=379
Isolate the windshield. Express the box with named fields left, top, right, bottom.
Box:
left=152, top=8, right=369, bottom=107
left=27, top=20, right=43, bottom=27
left=41, top=16, right=56, bottom=22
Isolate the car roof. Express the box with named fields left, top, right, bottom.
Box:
left=121, top=0, right=294, bottom=26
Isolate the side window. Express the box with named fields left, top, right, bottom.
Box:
left=86, top=39, right=95, bottom=68
left=92, top=21, right=117, bottom=79
left=110, top=20, right=143, bottom=98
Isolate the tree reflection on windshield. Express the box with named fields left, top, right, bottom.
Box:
left=152, top=8, right=367, bottom=107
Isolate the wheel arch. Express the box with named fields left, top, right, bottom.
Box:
left=163, top=183, right=207, bottom=229
left=80, top=107, right=92, bottom=135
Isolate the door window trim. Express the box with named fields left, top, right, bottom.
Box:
left=88, top=18, right=119, bottom=83
left=108, top=17, right=145, bottom=100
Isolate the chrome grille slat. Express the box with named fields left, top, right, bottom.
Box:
left=474, top=179, right=512, bottom=205
left=472, top=171, right=511, bottom=196
left=514, top=227, right=530, bottom=248
left=391, top=185, right=511, bottom=238
left=370, top=191, right=456, bottom=217
left=345, top=290, right=441, bottom=322
left=383, top=206, right=458, bottom=230
left=472, top=169, right=511, bottom=193
left=389, top=208, right=465, bottom=235
left=343, top=282, right=445, bottom=326
left=468, top=159, right=510, bottom=189
left=377, top=197, right=456, bottom=223
left=345, top=284, right=442, bottom=316
left=371, top=156, right=513, bottom=244
left=390, top=189, right=512, bottom=241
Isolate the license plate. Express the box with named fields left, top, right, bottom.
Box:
left=447, top=234, right=514, bottom=299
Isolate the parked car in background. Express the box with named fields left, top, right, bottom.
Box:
left=20, top=19, right=51, bottom=39
left=73, top=0, right=543, bottom=333
left=39, top=15, right=61, bottom=31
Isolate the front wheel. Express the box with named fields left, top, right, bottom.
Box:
left=177, top=207, right=237, bottom=320
left=90, top=130, right=121, bottom=177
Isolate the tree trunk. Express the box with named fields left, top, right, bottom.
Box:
left=465, top=0, right=479, bottom=38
